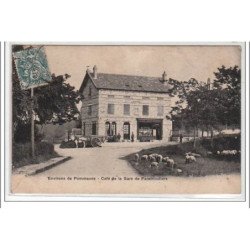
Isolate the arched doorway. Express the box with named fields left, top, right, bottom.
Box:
left=105, top=122, right=110, bottom=136
left=111, top=122, right=117, bottom=136
left=123, top=122, right=130, bottom=140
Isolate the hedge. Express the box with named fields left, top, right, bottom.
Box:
left=13, top=141, right=56, bottom=168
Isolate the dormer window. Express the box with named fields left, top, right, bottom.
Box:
left=88, top=86, right=92, bottom=97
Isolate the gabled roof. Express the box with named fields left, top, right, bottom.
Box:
left=79, top=71, right=171, bottom=94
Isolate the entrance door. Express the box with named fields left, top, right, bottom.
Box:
left=156, top=126, right=161, bottom=140
left=123, top=122, right=130, bottom=140
left=111, top=122, right=117, bottom=136
left=152, top=123, right=162, bottom=140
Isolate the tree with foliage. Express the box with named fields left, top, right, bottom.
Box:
left=12, top=45, right=83, bottom=143
left=34, top=73, right=82, bottom=125
left=213, top=65, right=241, bottom=126
left=167, top=65, right=241, bottom=147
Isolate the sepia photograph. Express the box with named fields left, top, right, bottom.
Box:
left=2, top=1, right=250, bottom=250
left=5, top=43, right=245, bottom=200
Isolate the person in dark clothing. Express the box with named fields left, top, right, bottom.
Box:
left=131, top=132, right=135, bottom=142
left=117, top=133, right=121, bottom=142
left=179, top=133, right=183, bottom=143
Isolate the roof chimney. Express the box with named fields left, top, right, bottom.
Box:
left=162, top=71, right=167, bottom=83
left=93, top=65, right=98, bottom=79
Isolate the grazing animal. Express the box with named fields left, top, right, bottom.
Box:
left=150, top=161, right=159, bottom=169
left=185, top=155, right=190, bottom=163
left=162, top=157, right=168, bottom=162
left=165, top=157, right=175, bottom=170
left=150, top=156, right=156, bottom=162
left=189, top=155, right=196, bottom=162
left=156, top=154, right=163, bottom=163
left=221, top=150, right=238, bottom=156
left=177, top=169, right=183, bottom=173
left=185, top=154, right=196, bottom=163
left=148, top=155, right=156, bottom=162
left=231, top=150, right=237, bottom=155
left=141, top=155, right=148, bottom=161
left=190, top=152, right=201, bottom=158
left=186, top=152, right=200, bottom=157
left=151, top=153, right=158, bottom=158
left=134, top=153, right=140, bottom=162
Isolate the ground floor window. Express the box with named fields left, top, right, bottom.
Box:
left=105, top=121, right=117, bottom=136
left=92, top=122, right=97, bottom=135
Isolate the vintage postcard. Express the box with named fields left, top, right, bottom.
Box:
left=5, top=43, right=245, bottom=201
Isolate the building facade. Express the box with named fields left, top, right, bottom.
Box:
left=79, top=66, right=173, bottom=141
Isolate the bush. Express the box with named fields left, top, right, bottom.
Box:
left=200, top=134, right=240, bottom=153
left=35, top=141, right=55, bottom=156
left=13, top=143, right=32, bottom=164
left=13, top=141, right=57, bottom=168
left=14, top=123, right=43, bottom=143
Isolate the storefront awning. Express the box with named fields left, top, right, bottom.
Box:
left=137, top=118, right=163, bottom=123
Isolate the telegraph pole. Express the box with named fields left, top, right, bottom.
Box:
left=13, top=46, right=51, bottom=159
left=31, top=87, right=35, bottom=158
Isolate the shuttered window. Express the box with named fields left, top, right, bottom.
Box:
left=142, top=105, right=149, bottom=116
left=88, top=106, right=92, bottom=116
left=124, top=104, right=130, bottom=115
left=108, top=104, right=115, bottom=114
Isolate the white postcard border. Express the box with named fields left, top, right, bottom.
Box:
left=4, top=42, right=246, bottom=202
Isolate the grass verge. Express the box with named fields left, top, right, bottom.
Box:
left=124, top=141, right=240, bottom=177
left=13, top=141, right=60, bottom=169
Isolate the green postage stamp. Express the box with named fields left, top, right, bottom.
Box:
left=13, top=47, right=51, bottom=89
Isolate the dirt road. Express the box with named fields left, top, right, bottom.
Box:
left=10, top=142, right=241, bottom=195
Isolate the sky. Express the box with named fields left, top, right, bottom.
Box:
left=43, top=45, right=241, bottom=90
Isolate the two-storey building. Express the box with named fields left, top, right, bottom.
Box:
left=79, top=65, right=172, bottom=141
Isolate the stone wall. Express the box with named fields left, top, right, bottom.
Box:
left=98, top=89, right=172, bottom=140
left=81, top=78, right=99, bottom=136
left=81, top=84, right=172, bottom=140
